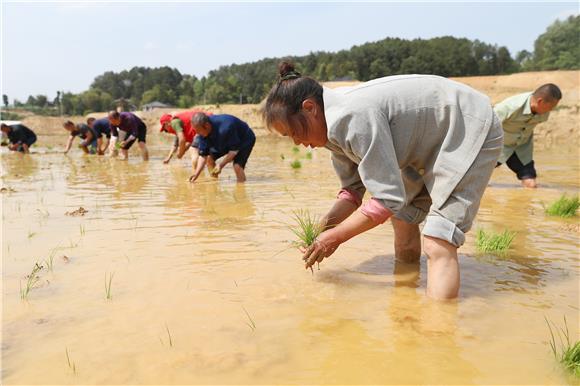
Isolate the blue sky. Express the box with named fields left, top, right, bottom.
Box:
left=1, top=1, right=578, bottom=102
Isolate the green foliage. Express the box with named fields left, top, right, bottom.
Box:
left=20, top=36, right=525, bottom=115
left=290, top=210, right=323, bottom=248
left=475, top=229, right=516, bottom=253
left=532, top=15, right=580, bottom=70
left=546, top=316, right=580, bottom=379
left=545, top=195, right=580, bottom=218
left=0, top=111, right=23, bottom=120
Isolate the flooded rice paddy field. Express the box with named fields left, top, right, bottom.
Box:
left=1, top=133, right=579, bottom=385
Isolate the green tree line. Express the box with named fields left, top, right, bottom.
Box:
left=5, top=15, right=578, bottom=115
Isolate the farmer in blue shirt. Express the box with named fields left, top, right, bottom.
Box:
left=88, top=117, right=112, bottom=155
left=1, top=123, right=37, bottom=153
left=188, top=113, right=256, bottom=183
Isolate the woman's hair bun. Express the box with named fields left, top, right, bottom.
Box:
left=278, top=61, right=296, bottom=78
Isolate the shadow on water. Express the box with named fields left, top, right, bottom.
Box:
left=313, top=249, right=570, bottom=303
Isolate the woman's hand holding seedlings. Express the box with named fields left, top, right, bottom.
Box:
left=303, top=229, right=342, bottom=270
left=303, top=210, right=385, bottom=270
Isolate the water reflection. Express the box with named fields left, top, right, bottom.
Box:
left=1, top=152, right=39, bottom=180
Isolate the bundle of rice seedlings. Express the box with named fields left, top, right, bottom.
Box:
left=475, top=229, right=516, bottom=253
left=545, top=195, right=580, bottom=218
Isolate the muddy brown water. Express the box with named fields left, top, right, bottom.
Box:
left=1, top=133, right=579, bottom=384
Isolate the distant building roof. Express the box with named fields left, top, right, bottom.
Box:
left=142, top=101, right=172, bottom=109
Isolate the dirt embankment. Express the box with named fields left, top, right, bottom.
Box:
left=20, top=70, right=579, bottom=143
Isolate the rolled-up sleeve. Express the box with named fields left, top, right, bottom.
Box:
left=331, top=151, right=366, bottom=198
left=348, top=109, right=405, bottom=214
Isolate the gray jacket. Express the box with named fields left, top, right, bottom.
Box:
left=323, top=74, right=496, bottom=214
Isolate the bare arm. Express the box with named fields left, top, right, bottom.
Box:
left=164, top=145, right=177, bottom=164
left=211, top=150, right=239, bottom=176
left=107, top=136, right=118, bottom=156
left=189, top=155, right=207, bottom=183
left=320, top=199, right=359, bottom=230
left=175, top=132, right=188, bottom=159
left=64, top=135, right=75, bottom=154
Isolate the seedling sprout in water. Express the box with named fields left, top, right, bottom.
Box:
left=20, top=262, right=43, bottom=300
left=545, top=316, right=580, bottom=379
left=545, top=194, right=580, bottom=218
left=290, top=160, right=302, bottom=169
left=105, top=272, right=114, bottom=300
left=475, top=229, right=516, bottom=254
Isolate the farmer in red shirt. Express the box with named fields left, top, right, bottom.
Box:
left=159, top=110, right=212, bottom=172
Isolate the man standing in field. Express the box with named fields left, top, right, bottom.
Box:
left=1, top=122, right=37, bottom=153
left=188, top=112, right=256, bottom=183
left=107, top=111, right=149, bottom=161
left=159, top=109, right=212, bottom=171
left=494, top=83, right=561, bottom=188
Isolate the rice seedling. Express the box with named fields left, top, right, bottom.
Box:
left=545, top=316, right=580, bottom=378
left=65, top=347, right=77, bottom=374
left=104, top=272, right=114, bottom=300
left=305, top=152, right=313, bottom=159
left=242, top=306, right=256, bottom=331
left=20, top=262, right=43, bottom=300
left=283, top=185, right=295, bottom=199
left=475, top=229, right=516, bottom=254
left=290, top=160, right=302, bottom=169
left=292, top=146, right=300, bottom=154
left=44, top=245, right=60, bottom=272
left=545, top=194, right=580, bottom=218
left=165, top=324, right=173, bottom=347
left=290, top=210, right=324, bottom=249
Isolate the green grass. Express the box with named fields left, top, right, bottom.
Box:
left=475, top=229, right=516, bottom=253
left=290, top=160, right=302, bottom=169
left=305, top=152, right=312, bottom=159
left=20, top=262, right=43, bottom=300
left=546, top=316, right=580, bottom=379
left=545, top=195, right=580, bottom=218
left=292, top=146, right=300, bottom=154
left=105, top=272, right=114, bottom=300
left=290, top=210, right=324, bottom=249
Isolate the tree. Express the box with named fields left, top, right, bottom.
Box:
left=532, top=15, right=580, bottom=70
left=2, top=94, right=8, bottom=108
